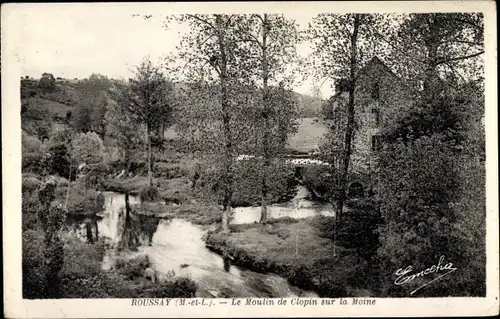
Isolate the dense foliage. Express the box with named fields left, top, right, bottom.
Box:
left=20, top=12, right=486, bottom=299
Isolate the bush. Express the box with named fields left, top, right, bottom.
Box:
left=153, top=162, right=183, bottom=179
left=38, top=73, right=56, bottom=93
left=302, top=165, right=336, bottom=202
left=22, top=152, right=44, bottom=174
left=59, top=272, right=198, bottom=298
left=70, top=132, right=104, bottom=165
left=139, top=185, right=160, bottom=202
left=48, top=126, right=74, bottom=146
left=23, top=229, right=47, bottom=298
left=43, top=143, right=71, bottom=178
left=62, top=236, right=107, bottom=278
left=22, top=175, right=42, bottom=194
left=22, top=131, right=42, bottom=154
left=82, top=162, right=110, bottom=189
left=337, top=199, right=382, bottom=262
left=22, top=176, right=43, bottom=230
left=231, top=160, right=297, bottom=207
left=141, top=277, right=197, bottom=298
left=115, top=255, right=151, bottom=280
left=66, top=188, right=105, bottom=215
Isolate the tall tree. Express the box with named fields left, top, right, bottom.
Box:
left=371, top=13, right=484, bottom=94
left=37, top=178, right=66, bottom=298
left=308, top=14, right=375, bottom=216
left=111, top=58, right=175, bottom=187
left=235, top=14, right=301, bottom=223
left=106, top=87, right=145, bottom=176
left=166, top=14, right=252, bottom=233
left=72, top=74, right=113, bottom=139
left=374, top=13, right=486, bottom=296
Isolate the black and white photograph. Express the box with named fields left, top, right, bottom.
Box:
left=2, top=1, right=498, bottom=317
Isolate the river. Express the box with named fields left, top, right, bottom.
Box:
left=65, top=186, right=333, bottom=298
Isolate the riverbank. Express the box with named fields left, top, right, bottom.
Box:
left=101, top=176, right=193, bottom=204
left=133, top=201, right=222, bottom=226
left=205, top=216, right=374, bottom=297
left=23, top=229, right=198, bottom=299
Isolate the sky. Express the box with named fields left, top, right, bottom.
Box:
left=12, top=4, right=335, bottom=97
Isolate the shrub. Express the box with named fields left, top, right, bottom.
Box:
left=337, top=199, right=382, bottom=262
left=38, top=73, right=56, bottom=93
left=82, top=162, right=110, bottom=189
left=231, top=160, right=297, bottom=207
left=22, top=194, right=43, bottom=231
left=153, top=162, right=183, bottom=179
left=70, top=132, right=104, bottom=166
left=141, top=277, right=197, bottom=298
left=48, top=126, right=74, bottom=146
left=55, top=177, right=70, bottom=188
left=43, top=143, right=71, bottom=178
left=66, top=188, right=105, bottom=215
left=22, top=176, right=43, bottom=230
left=115, top=255, right=151, bottom=280
left=302, top=165, right=336, bottom=202
left=59, top=272, right=198, bottom=298
left=22, top=175, right=42, bottom=194
left=22, top=152, right=44, bottom=174
left=139, top=185, right=160, bottom=202
left=22, top=131, right=42, bottom=154
left=62, top=236, right=107, bottom=278
left=22, top=229, right=47, bottom=298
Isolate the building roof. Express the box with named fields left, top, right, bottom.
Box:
left=328, top=56, right=406, bottom=100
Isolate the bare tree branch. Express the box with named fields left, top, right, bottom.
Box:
left=439, top=39, right=483, bottom=46
left=449, top=17, right=484, bottom=31
left=436, top=51, right=484, bottom=65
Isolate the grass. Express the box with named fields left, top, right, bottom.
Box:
left=205, top=216, right=369, bottom=297
left=287, top=118, right=330, bottom=153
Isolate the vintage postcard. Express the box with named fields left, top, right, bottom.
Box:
left=2, top=1, right=498, bottom=317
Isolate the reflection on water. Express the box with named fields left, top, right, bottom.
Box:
left=65, top=191, right=319, bottom=298
left=231, top=186, right=335, bottom=224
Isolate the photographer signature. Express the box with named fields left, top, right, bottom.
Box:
left=394, top=255, right=458, bottom=295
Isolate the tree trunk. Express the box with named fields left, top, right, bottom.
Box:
left=146, top=124, right=153, bottom=186
left=260, top=14, right=270, bottom=223
left=125, top=148, right=131, bottom=177
left=161, top=123, right=165, bottom=154
left=338, top=14, right=361, bottom=218
left=86, top=222, right=94, bottom=244
left=94, top=218, right=99, bottom=241
left=423, top=17, right=441, bottom=98
left=216, top=15, right=232, bottom=234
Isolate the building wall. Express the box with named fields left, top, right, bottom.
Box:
left=330, top=58, right=414, bottom=192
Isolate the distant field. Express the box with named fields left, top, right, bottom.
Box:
left=166, top=118, right=329, bottom=153
left=287, top=117, right=330, bottom=153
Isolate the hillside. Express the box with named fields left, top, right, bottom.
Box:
left=21, top=78, right=79, bottom=106
left=21, top=77, right=328, bottom=153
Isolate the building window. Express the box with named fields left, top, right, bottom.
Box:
left=371, top=82, right=380, bottom=99
left=371, top=108, right=380, bottom=125
left=371, top=135, right=381, bottom=151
